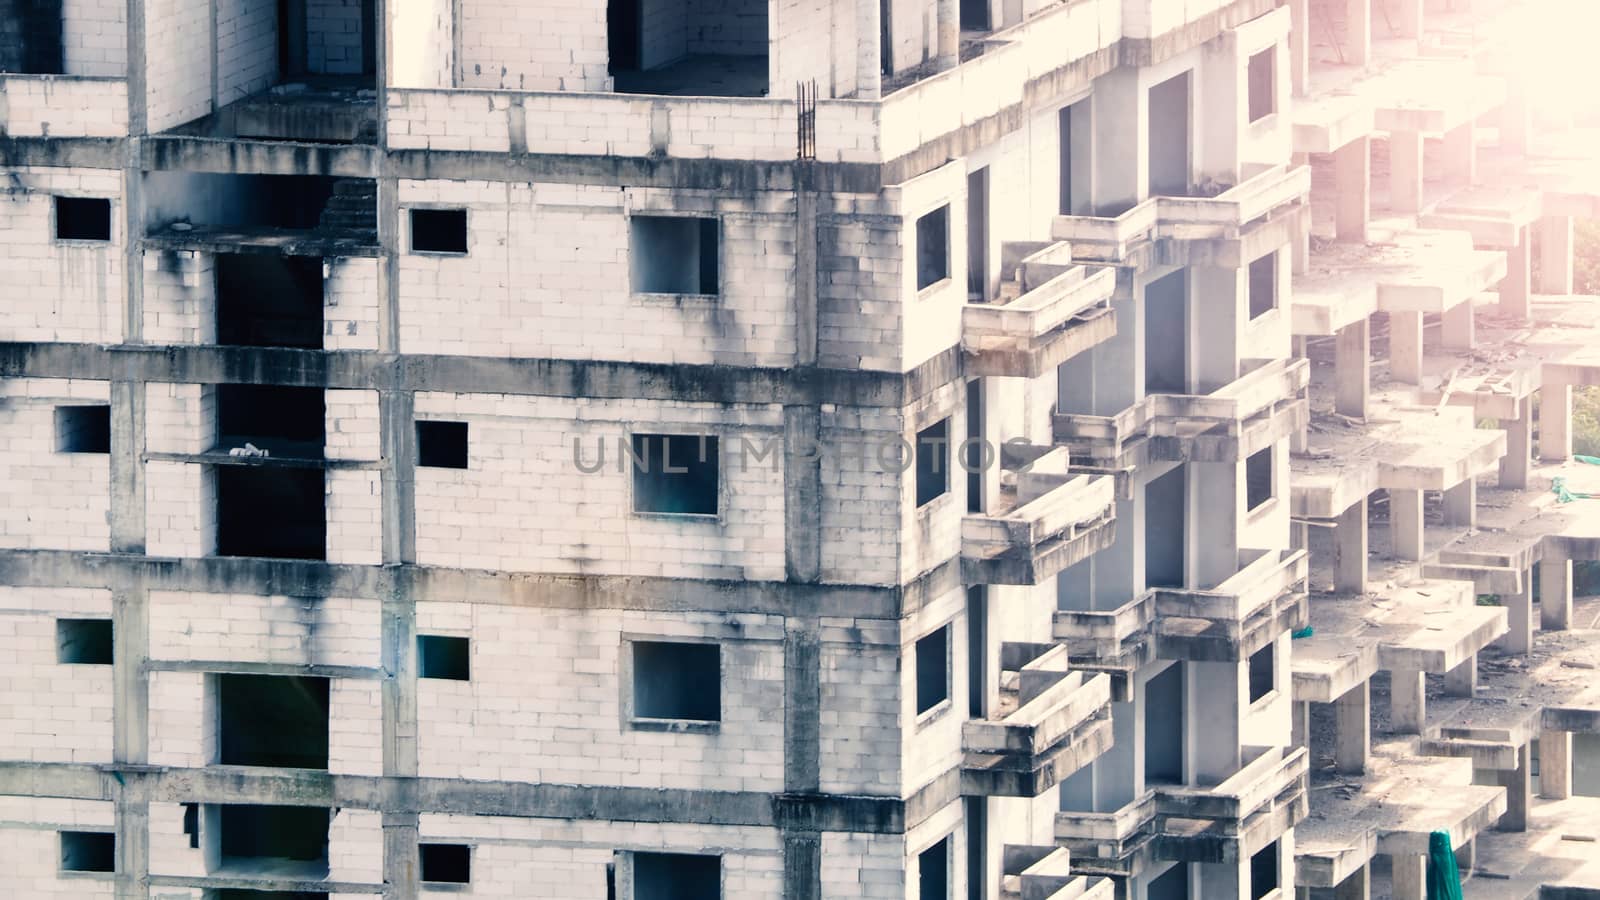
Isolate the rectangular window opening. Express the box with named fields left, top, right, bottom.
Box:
left=57, top=618, right=114, bottom=665
left=918, top=837, right=950, bottom=900
left=215, top=805, right=330, bottom=876
left=60, top=831, right=115, bottom=873
left=420, top=843, right=472, bottom=884
left=418, top=635, right=471, bottom=681
left=1249, top=841, right=1279, bottom=899
left=631, top=434, right=719, bottom=516
left=633, top=640, right=720, bottom=722
left=916, top=418, right=950, bottom=508
left=410, top=209, right=468, bottom=254
left=1248, top=49, right=1276, bottom=123
left=634, top=852, right=721, bottom=900
left=216, top=254, right=325, bottom=350
left=1248, top=252, right=1277, bottom=320
left=1246, top=447, right=1274, bottom=512
left=916, top=206, right=951, bottom=291
left=56, top=405, right=111, bottom=454
left=216, top=384, right=325, bottom=459
left=55, top=197, right=112, bottom=241
left=217, top=674, right=330, bottom=769
left=216, top=466, right=327, bottom=561
left=630, top=216, right=720, bottom=295
left=1248, top=641, right=1275, bottom=704
left=417, top=421, right=469, bottom=469
left=915, top=625, right=950, bottom=715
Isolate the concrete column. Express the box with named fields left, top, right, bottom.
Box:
left=1500, top=413, right=1531, bottom=489
left=1502, top=81, right=1530, bottom=156
left=1391, top=0, right=1423, bottom=38
left=1389, top=310, right=1424, bottom=385
left=1457, top=837, right=1475, bottom=872
left=1442, top=300, right=1474, bottom=350
left=1389, top=131, right=1425, bottom=215
left=1335, top=136, right=1371, bottom=242
left=1499, top=576, right=1533, bottom=656
left=1335, top=681, right=1370, bottom=775
left=856, top=0, right=882, bottom=99
left=1539, top=216, right=1575, bottom=294
left=1336, top=497, right=1368, bottom=593
left=1444, top=122, right=1476, bottom=185
left=1541, top=726, right=1572, bottom=799
left=1293, top=204, right=1311, bottom=275
left=1333, top=863, right=1370, bottom=900
left=1391, top=489, right=1425, bottom=561
left=1541, top=555, right=1573, bottom=631
left=1292, top=520, right=1310, bottom=552
left=1390, top=668, right=1426, bottom=734
left=1540, top=381, right=1572, bottom=462
left=1442, top=477, right=1476, bottom=528
left=1497, top=742, right=1530, bottom=831
left=1345, top=0, right=1371, bottom=67
left=1444, top=655, right=1476, bottom=697
left=1289, top=0, right=1310, bottom=96
left=1499, top=226, right=1532, bottom=321
left=1335, top=319, right=1371, bottom=417
left=1392, top=852, right=1426, bottom=900
left=935, top=0, right=959, bottom=70
left=1292, top=700, right=1311, bottom=749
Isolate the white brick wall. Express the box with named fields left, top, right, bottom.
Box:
left=412, top=392, right=785, bottom=579
left=146, top=383, right=215, bottom=455
left=148, top=591, right=381, bottom=668
left=818, top=405, right=902, bottom=586
left=329, top=807, right=384, bottom=883
left=0, top=378, right=112, bottom=552
left=144, top=0, right=212, bottom=131
left=416, top=603, right=785, bottom=791
left=326, top=257, right=382, bottom=351
left=62, top=0, right=128, bottom=76
left=330, top=678, right=384, bottom=775
left=0, top=797, right=117, bottom=899
left=821, top=832, right=904, bottom=900
left=144, top=461, right=214, bottom=558
left=0, top=77, right=129, bottom=137
left=148, top=801, right=204, bottom=877
left=142, top=250, right=216, bottom=346
left=0, top=588, right=114, bottom=765
left=328, top=468, right=382, bottom=564
left=148, top=670, right=208, bottom=768
left=0, top=168, right=125, bottom=344
left=327, top=390, right=382, bottom=461
left=391, top=0, right=453, bottom=88
left=215, top=0, right=276, bottom=104
left=818, top=639, right=900, bottom=795
left=456, top=0, right=609, bottom=91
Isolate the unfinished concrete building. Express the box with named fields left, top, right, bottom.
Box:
left=3, top=0, right=1600, bottom=896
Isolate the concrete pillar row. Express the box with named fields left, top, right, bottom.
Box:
left=1389, top=310, right=1424, bottom=386
left=1345, top=0, right=1372, bottom=67
left=1292, top=700, right=1311, bottom=749
left=1499, top=226, right=1532, bottom=321
left=1392, top=852, right=1426, bottom=900
left=1540, top=555, right=1573, bottom=631
left=1390, top=489, right=1425, bottom=561
left=1443, top=655, right=1476, bottom=698
left=935, top=0, right=959, bottom=70
left=1442, top=477, right=1476, bottom=528
left=1335, top=496, right=1368, bottom=594
left=1500, top=412, right=1531, bottom=490
left=1444, top=122, right=1476, bottom=186
left=1334, top=862, right=1370, bottom=900
left=1498, top=568, right=1533, bottom=656
left=1335, top=319, right=1371, bottom=418
left=1497, top=742, right=1531, bottom=831
left=1289, top=0, right=1310, bottom=96
left=1539, top=216, right=1575, bottom=294
left=1441, top=299, right=1474, bottom=351
left=1391, top=0, right=1424, bottom=39
left=1335, top=681, right=1370, bottom=775
left=1541, top=726, right=1572, bottom=799
left=1390, top=668, right=1426, bottom=734
left=1389, top=130, right=1425, bottom=215
left=1334, top=136, right=1371, bottom=243
left=1540, top=381, right=1573, bottom=462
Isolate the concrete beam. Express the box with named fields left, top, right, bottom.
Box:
left=1390, top=489, right=1425, bottom=561
left=1335, top=136, right=1371, bottom=243
left=1541, top=727, right=1571, bottom=800
left=1496, top=742, right=1530, bottom=831
left=1441, top=300, right=1474, bottom=351
left=1390, top=668, right=1426, bottom=734
left=1442, top=478, right=1476, bottom=528
left=1540, top=556, right=1573, bottom=631
left=1443, top=655, right=1476, bottom=698
left=1389, top=310, right=1423, bottom=385
left=1499, top=227, right=1532, bottom=321
left=1336, top=497, right=1368, bottom=594
left=1539, top=216, right=1575, bottom=294
left=1335, top=681, right=1370, bottom=775
left=1389, top=131, right=1425, bottom=215
left=1500, top=414, right=1531, bottom=490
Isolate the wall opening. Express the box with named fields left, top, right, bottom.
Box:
left=57, top=618, right=114, bottom=665
left=1, top=0, right=64, bottom=74
left=633, top=852, right=721, bottom=900
left=916, top=206, right=951, bottom=291
left=632, top=640, right=720, bottom=722
left=966, top=169, right=988, bottom=300
left=1144, top=270, right=1187, bottom=394
left=59, top=831, right=115, bottom=872
left=916, top=624, right=950, bottom=715
left=213, top=805, right=329, bottom=877
left=1145, top=465, right=1186, bottom=589
left=217, top=674, right=329, bottom=769
left=216, top=384, right=325, bottom=458
left=55, top=197, right=112, bottom=241
left=142, top=174, right=373, bottom=236
left=959, top=0, right=988, bottom=30
left=630, top=216, right=719, bottom=295
left=1144, top=663, right=1184, bottom=784
left=209, top=892, right=328, bottom=900
left=1148, top=72, right=1192, bottom=197
left=1247, top=49, right=1275, bottom=123
left=608, top=0, right=769, bottom=97
left=216, top=255, right=324, bottom=349
left=1573, top=733, right=1600, bottom=796
left=1249, top=841, right=1278, bottom=899
left=916, top=418, right=950, bottom=508
left=630, top=434, right=719, bottom=516
left=965, top=382, right=984, bottom=513
left=963, top=797, right=984, bottom=900
left=1246, top=447, right=1273, bottom=512
left=274, top=0, right=378, bottom=79
left=1247, top=641, right=1274, bottom=703
left=918, top=837, right=949, bottom=900
left=55, top=405, right=111, bottom=454
left=416, top=421, right=469, bottom=469
left=1147, top=863, right=1189, bottom=900
left=216, top=467, right=327, bottom=560
left=420, top=843, right=472, bottom=884
left=1248, top=252, right=1277, bottom=320
left=418, top=635, right=471, bottom=680
left=409, top=209, right=468, bottom=254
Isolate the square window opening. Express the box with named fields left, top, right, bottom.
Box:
left=916, top=206, right=950, bottom=291
left=633, top=852, right=721, bottom=900
left=918, top=837, right=950, bottom=900
left=215, top=804, right=330, bottom=876
left=216, top=254, right=325, bottom=350
left=1248, top=641, right=1274, bottom=704
left=216, top=384, right=325, bottom=460
left=1249, top=841, right=1279, bottom=899
left=57, top=618, right=113, bottom=665
left=631, top=434, right=719, bottom=516
left=60, top=831, right=115, bottom=873
left=1248, top=49, right=1276, bottom=123
left=916, top=419, right=950, bottom=508
left=56, top=405, right=111, bottom=454
left=630, top=216, right=720, bottom=295
left=633, top=640, right=720, bottom=722
left=216, top=466, right=327, bottom=561
left=209, top=892, right=328, bottom=900
left=418, top=635, right=471, bottom=681
left=915, top=625, right=950, bottom=715
left=1248, top=252, right=1277, bottom=320
left=420, top=843, right=471, bottom=884
left=55, top=197, right=112, bottom=241
left=1246, top=447, right=1274, bottom=512
left=410, top=209, right=468, bottom=254
left=217, top=674, right=330, bottom=769
left=417, top=421, right=469, bottom=469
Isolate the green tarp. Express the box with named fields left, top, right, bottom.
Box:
left=1427, top=830, right=1464, bottom=900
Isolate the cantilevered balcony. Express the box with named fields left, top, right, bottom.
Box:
left=1153, top=548, right=1307, bottom=662
left=962, top=449, right=1116, bottom=585
left=998, top=846, right=1117, bottom=900
left=1053, top=357, right=1310, bottom=468
left=1053, top=592, right=1156, bottom=700
left=964, top=243, right=1117, bottom=378
left=1153, top=745, right=1309, bottom=864
left=1055, top=792, right=1157, bottom=877
left=962, top=644, right=1114, bottom=798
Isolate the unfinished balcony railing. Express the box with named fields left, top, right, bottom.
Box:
left=1053, top=592, right=1156, bottom=701
left=964, top=242, right=1117, bottom=378
left=1054, top=791, right=1158, bottom=878
left=1152, top=548, right=1307, bottom=663
left=997, top=845, right=1117, bottom=900
left=962, top=448, right=1117, bottom=586
left=1152, top=744, right=1310, bottom=865
left=962, top=643, right=1114, bottom=798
